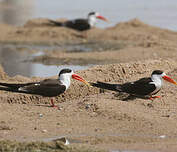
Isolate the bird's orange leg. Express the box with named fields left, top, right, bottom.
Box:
left=50, top=98, right=58, bottom=108
left=149, top=96, right=161, bottom=100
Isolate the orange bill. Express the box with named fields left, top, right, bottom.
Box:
left=163, top=75, right=177, bottom=85
left=96, top=15, right=108, bottom=22
left=72, top=74, right=91, bottom=86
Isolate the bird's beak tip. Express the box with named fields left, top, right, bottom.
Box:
left=163, top=75, right=177, bottom=85
left=72, top=74, right=91, bottom=87
left=97, top=15, right=108, bottom=22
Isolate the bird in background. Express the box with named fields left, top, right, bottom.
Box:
left=91, top=70, right=177, bottom=100
left=50, top=11, right=108, bottom=31
left=0, top=69, right=90, bottom=108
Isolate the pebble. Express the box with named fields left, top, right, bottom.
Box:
left=159, top=135, right=166, bottom=138
left=85, top=104, right=91, bottom=109
left=65, top=139, right=70, bottom=145
left=39, top=113, right=43, bottom=118
left=42, top=129, right=47, bottom=133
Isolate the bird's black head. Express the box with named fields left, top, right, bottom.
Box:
left=59, top=69, right=72, bottom=77
left=88, top=12, right=96, bottom=16
left=151, top=70, right=177, bottom=85
left=87, top=12, right=107, bottom=23
left=151, top=70, right=164, bottom=76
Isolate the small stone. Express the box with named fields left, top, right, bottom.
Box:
left=42, top=129, right=47, bottom=133
left=53, top=137, right=70, bottom=145
left=94, top=128, right=99, bottom=132
left=39, top=114, right=43, bottom=117
left=85, top=104, right=91, bottom=109
left=159, top=135, right=166, bottom=138
left=65, top=139, right=70, bottom=145
left=147, top=103, right=153, bottom=108
left=58, top=107, right=62, bottom=110
left=161, top=115, right=170, bottom=118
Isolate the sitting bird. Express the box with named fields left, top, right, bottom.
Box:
left=0, top=68, right=90, bottom=107
left=50, top=12, right=108, bottom=31
left=91, top=70, right=177, bottom=100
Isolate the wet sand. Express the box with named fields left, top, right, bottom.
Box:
left=0, top=19, right=177, bottom=151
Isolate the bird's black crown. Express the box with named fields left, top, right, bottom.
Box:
left=152, top=70, right=163, bottom=75
left=88, top=12, right=96, bottom=16
left=59, top=69, right=72, bottom=76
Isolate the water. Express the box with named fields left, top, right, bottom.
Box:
left=41, top=133, right=165, bottom=152
left=0, top=0, right=177, bottom=30
left=0, top=41, right=123, bottom=77
left=0, top=46, right=90, bottom=77
left=29, top=64, right=90, bottom=77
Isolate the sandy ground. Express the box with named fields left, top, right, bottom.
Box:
left=0, top=18, right=177, bottom=151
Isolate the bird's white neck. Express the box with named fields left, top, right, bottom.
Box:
left=151, top=75, right=163, bottom=85
left=59, top=75, right=71, bottom=90
left=150, top=75, right=163, bottom=94
left=149, top=75, right=163, bottom=95
left=88, top=16, right=97, bottom=27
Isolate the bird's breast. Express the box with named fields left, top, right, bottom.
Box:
left=149, top=81, right=162, bottom=95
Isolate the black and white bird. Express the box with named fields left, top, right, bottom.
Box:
left=91, top=70, right=177, bottom=100
left=50, top=12, right=108, bottom=31
left=0, top=69, right=90, bottom=107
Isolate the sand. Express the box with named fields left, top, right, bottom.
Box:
left=0, top=18, right=177, bottom=152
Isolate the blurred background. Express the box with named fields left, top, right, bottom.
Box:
left=0, top=0, right=177, bottom=77
left=0, top=0, right=177, bottom=30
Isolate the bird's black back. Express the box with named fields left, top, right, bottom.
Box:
left=21, top=79, right=66, bottom=97
left=91, top=77, right=157, bottom=97
left=64, top=19, right=91, bottom=31
left=120, top=77, right=156, bottom=96
left=0, top=79, right=66, bottom=97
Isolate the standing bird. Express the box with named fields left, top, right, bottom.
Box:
left=91, top=70, right=177, bottom=100
left=0, top=69, right=90, bottom=107
left=50, top=12, right=108, bottom=31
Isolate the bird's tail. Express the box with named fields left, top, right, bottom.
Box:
left=48, top=19, right=64, bottom=26
left=90, top=81, right=122, bottom=92
left=0, top=82, right=24, bottom=90
left=0, top=82, right=34, bottom=90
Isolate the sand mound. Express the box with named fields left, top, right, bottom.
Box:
left=0, top=58, right=176, bottom=104
left=0, top=18, right=177, bottom=47
left=112, top=18, right=149, bottom=29
left=87, top=18, right=177, bottom=48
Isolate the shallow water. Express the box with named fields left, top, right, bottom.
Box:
left=0, top=45, right=90, bottom=77
left=41, top=133, right=165, bottom=152
left=0, top=0, right=177, bottom=31
left=43, top=133, right=166, bottom=142
left=0, top=41, right=124, bottom=77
